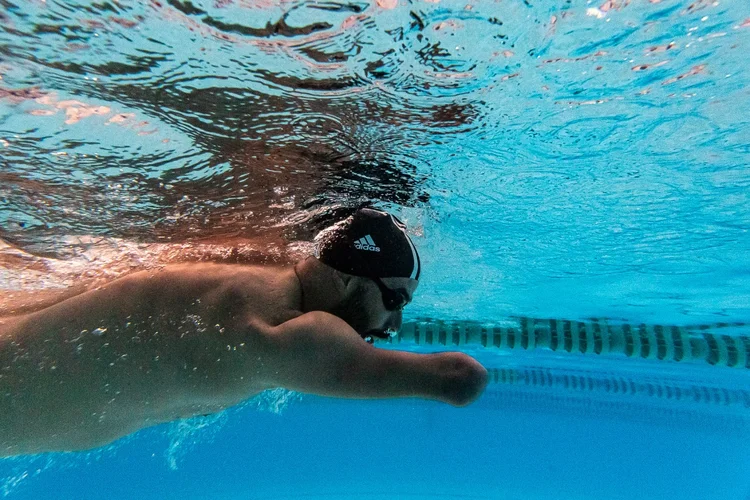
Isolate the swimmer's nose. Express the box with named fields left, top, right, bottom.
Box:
left=385, top=310, right=403, bottom=333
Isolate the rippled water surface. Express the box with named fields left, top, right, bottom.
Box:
left=2, top=0, right=750, bottom=320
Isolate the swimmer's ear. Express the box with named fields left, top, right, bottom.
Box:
left=336, top=272, right=349, bottom=283
left=339, top=273, right=355, bottom=291
left=330, top=269, right=351, bottom=295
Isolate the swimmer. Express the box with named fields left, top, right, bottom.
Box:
left=0, top=208, right=487, bottom=456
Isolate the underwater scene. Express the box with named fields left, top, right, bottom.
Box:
left=1, top=0, right=749, bottom=498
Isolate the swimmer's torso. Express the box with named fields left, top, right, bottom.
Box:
left=0, top=263, right=301, bottom=456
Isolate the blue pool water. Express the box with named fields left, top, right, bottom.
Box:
left=1, top=0, right=750, bottom=498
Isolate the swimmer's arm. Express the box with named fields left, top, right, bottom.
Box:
left=263, top=312, right=488, bottom=406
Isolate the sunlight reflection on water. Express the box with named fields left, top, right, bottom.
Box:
left=1, top=0, right=749, bottom=322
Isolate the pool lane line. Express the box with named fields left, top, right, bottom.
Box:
left=391, top=317, right=749, bottom=369
left=480, top=365, right=750, bottom=410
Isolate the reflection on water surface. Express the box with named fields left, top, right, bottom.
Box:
left=1, top=0, right=749, bottom=323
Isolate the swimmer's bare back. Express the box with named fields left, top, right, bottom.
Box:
left=0, top=263, right=487, bottom=457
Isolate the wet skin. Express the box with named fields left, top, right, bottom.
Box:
left=0, top=262, right=488, bottom=456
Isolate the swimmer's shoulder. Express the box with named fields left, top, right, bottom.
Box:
left=129, top=262, right=294, bottom=312
left=122, top=261, right=271, bottom=285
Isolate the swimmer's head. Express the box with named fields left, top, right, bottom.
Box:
left=310, top=208, right=421, bottom=341
left=314, top=208, right=421, bottom=282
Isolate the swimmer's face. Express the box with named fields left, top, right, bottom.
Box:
left=332, top=276, right=418, bottom=341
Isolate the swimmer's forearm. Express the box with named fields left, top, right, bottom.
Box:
left=339, top=350, right=488, bottom=406
left=265, top=312, right=488, bottom=406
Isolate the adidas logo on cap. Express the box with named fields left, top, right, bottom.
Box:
left=354, top=234, right=380, bottom=252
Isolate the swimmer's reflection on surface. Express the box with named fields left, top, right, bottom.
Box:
left=0, top=208, right=487, bottom=457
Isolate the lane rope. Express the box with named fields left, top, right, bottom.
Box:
left=392, top=317, right=750, bottom=369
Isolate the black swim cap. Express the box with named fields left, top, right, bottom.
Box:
left=315, top=208, right=421, bottom=280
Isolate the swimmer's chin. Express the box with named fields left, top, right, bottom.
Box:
left=357, top=327, right=401, bottom=345
left=361, top=328, right=390, bottom=341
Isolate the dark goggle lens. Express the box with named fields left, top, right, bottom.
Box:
left=372, top=277, right=408, bottom=311
left=384, top=291, right=407, bottom=311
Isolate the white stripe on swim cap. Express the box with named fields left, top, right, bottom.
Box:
left=390, top=214, right=420, bottom=280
